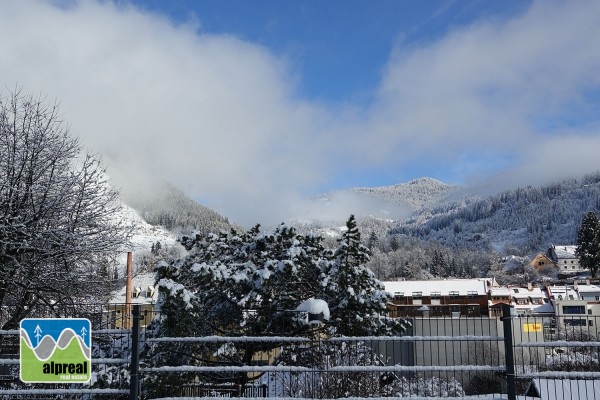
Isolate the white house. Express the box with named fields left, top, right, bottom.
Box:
left=546, top=283, right=600, bottom=339
left=575, top=281, right=600, bottom=301
left=546, top=245, right=586, bottom=275
left=508, top=285, right=553, bottom=316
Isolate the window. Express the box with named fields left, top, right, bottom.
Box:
left=516, top=298, right=528, bottom=305
left=412, top=292, right=423, bottom=305
left=394, top=292, right=404, bottom=300
left=564, top=319, right=586, bottom=326
left=562, top=305, right=585, bottom=314
left=468, top=291, right=478, bottom=298
left=449, top=291, right=459, bottom=297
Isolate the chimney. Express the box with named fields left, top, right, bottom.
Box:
left=125, top=252, right=133, bottom=329
left=527, top=282, right=533, bottom=291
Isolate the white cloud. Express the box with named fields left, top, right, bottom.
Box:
left=1, top=0, right=599, bottom=226
left=0, top=0, right=335, bottom=226
left=365, top=1, right=600, bottom=176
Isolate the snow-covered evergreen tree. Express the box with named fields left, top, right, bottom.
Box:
left=321, top=215, right=408, bottom=336
left=575, top=211, right=600, bottom=277
left=142, top=218, right=409, bottom=397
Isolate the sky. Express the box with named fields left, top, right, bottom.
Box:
left=1, top=0, right=599, bottom=226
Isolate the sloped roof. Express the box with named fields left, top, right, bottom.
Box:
left=490, top=287, right=511, bottom=296
left=576, top=284, right=600, bottom=294
left=109, top=272, right=157, bottom=304
left=553, top=245, right=577, bottom=259
left=547, top=285, right=579, bottom=301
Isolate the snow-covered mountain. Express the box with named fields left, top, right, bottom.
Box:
left=120, top=171, right=600, bottom=260
left=391, top=173, right=600, bottom=254
left=115, top=202, right=179, bottom=253
left=296, top=172, right=600, bottom=258
left=352, top=177, right=461, bottom=212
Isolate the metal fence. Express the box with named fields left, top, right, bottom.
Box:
left=0, top=303, right=131, bottom=399
left=2, top=304, right=600, bottom=399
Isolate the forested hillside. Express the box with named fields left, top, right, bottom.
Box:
left=353, top=177, right=460, bottom=211
left=119, top=182, right=236, bottom=236
left=391, top=172, right=600, bottom=254
left=336, top=172, right=600, bottom=283
left=115, top=172, right=600, bottom=284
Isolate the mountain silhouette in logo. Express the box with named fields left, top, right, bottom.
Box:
left=20, top=328, right=90, bottom=361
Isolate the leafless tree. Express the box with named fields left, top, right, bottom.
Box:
left=0, top=89, right=132, bottom=329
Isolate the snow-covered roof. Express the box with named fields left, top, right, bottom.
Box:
left=383, top=278, right=491, bottom=297
left=510, top=286, right=545, bottom=299
left=506, top=286, right=554, bottom=314
left=490, top=287, right=511, bottom=296
left=546, top=285, right=579, bottom=301
left=109, top=272, right=157, bottom=304
left=575, top=284, right=600, bottom=294
left=552, top=245, right=577, bottom=259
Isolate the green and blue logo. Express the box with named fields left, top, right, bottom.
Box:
left=20, top=318, right=91, bottom=383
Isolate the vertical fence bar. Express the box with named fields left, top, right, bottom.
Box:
left=130, top=304, right=141, bottom=400
left=502, top=303, right=516, bottom=400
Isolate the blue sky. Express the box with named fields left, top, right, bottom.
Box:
left=1, top=1, right=599, bottom=225
left=133, top=0, right=529, bottom=107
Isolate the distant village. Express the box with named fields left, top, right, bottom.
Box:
left=109, top=244, right=598, bottom=334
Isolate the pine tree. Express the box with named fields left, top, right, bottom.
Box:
left=367, top=231, right=379, bottom=250
left=322, top=215, right=408, bottom=336
left=389, top=235, right=399, bottom=251
left=575, top=211, right=600, bottom=277
left=144, top=219, right=410, bottom=397
left=431, top=250, right=447, bottom=277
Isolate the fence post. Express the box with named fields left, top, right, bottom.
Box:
left=130, top=304, right=141, bottom=400
left=502, top=303, right=516, bottom=400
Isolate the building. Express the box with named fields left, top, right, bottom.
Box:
left=107, top=272, right=157, bottom=328
left=529, top=253, right=556, bottom=271
left=488, top=284, right=553, bottom=317
left=547, top=283, right=600, bottom=339
left=546, top=245, right=586, bottom=276
left=574, top=280, right=600, bottom=301
left=509, top=285, right=554, bottom=316
left=383, top=278, right=493, bottom=317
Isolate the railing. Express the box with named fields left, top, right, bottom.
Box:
left=0, top=303, right=132, bottom=399
left=137, top=305, right=513, bottom=399
left=2, top=304, right=600, bottom=399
